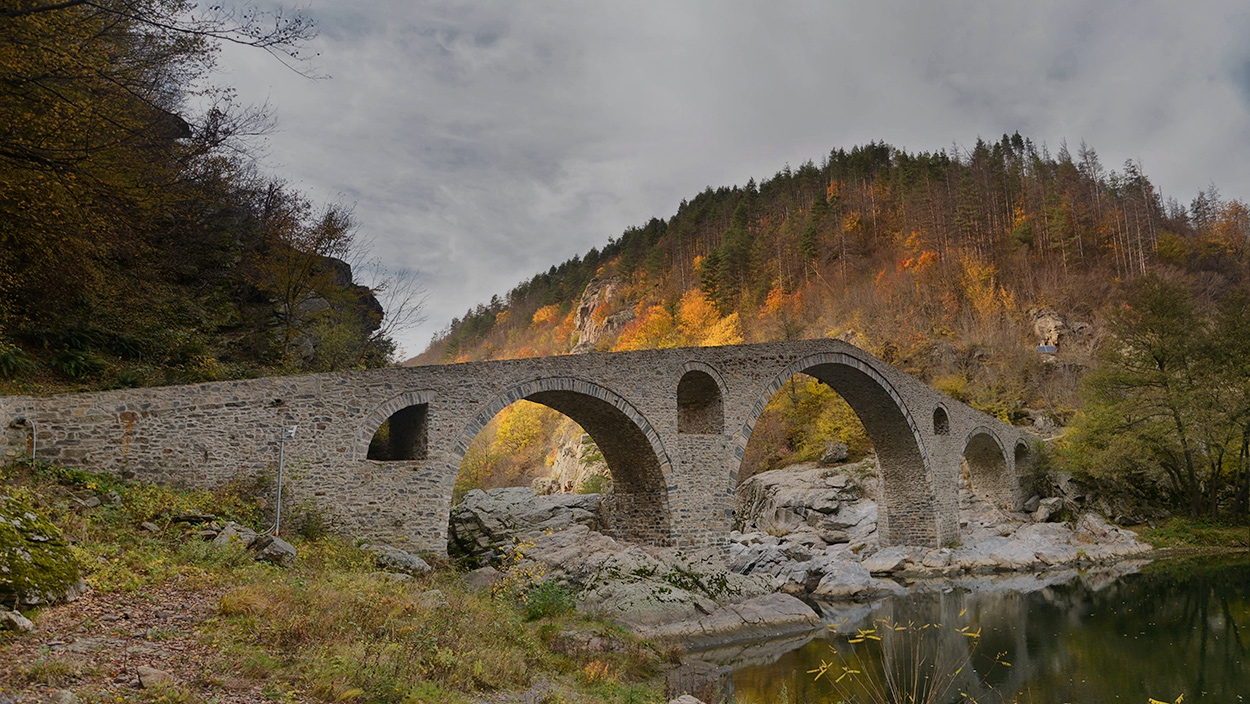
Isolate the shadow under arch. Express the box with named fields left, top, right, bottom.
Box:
left=450, top=377, right=674, bottom=547
left=735, top=352, right=938, bottom=546
left=962, top=428, right=1017, bottom=510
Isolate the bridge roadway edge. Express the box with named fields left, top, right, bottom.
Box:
left=0, top=340, right=1030, bottom=553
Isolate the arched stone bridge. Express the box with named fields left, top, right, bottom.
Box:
left=0, top=340, right=1032, bottom=552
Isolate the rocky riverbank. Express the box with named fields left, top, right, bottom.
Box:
left=448, top=459, right=1153, bottom=646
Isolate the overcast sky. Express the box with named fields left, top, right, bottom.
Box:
left=212, top=1, right=1250, bottom=358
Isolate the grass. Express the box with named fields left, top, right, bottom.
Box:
left=0, top=461, right=670, bottom=704
left=1138, top=517, right=1250, bottom=549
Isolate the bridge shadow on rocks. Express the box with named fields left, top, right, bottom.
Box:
left=0, top=340, right=1031, bottom=553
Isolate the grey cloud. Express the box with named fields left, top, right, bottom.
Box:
left=211, top=1, right=1250, bottom=357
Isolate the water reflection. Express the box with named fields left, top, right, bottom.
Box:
left=695, top=556, right=1249, bottom=704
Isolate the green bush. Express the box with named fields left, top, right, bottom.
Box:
left=50, top=348, right=106, bottom=380
left=521, top=580, right=575, bottom=621
left=0, top=339, right=35, bottom=380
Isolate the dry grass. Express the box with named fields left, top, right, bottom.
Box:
left=1, top=463, right=669, bottom=704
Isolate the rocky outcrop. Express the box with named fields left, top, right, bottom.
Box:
left=530, top=426, right=610, bottom=496
left=448, top=487, right=604, bottom=565
left=728, top=461, right=1152, bottom=600
left=570, top=277, right=634, bottom=353
left=518, top=524, right=774, bottom=627
left=637, top=593, right=822, bottom=650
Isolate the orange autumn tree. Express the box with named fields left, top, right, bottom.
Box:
left=614, top=289, right=743, bottom=351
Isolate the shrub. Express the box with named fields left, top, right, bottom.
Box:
left=0, top=339, right=35, bottom=380
left=522, top=580, right=575, bottom=621
left=50, top=348, right=106, bottom=379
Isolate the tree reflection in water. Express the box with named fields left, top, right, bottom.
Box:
left=729, top=556, right=1249, bottom=704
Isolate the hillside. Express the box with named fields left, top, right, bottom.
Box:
left=416, top=135, right=1250, bottom=483
left=0, top=2, right=399, bottom=396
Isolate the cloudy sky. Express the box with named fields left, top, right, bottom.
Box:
left=213, top=1, right=1250, bottom=358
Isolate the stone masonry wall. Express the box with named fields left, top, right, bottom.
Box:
left=0, top=340, right=1028, bottom=553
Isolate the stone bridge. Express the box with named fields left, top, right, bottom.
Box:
left=0, top=340, right=1032, bottom=552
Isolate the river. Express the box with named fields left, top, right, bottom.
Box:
left=682, top=555, right=1249, bottom=704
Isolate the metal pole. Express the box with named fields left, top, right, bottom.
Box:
left=275, top=425, right=297, bottom=537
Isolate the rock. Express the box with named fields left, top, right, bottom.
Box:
left=1054, top=472, right=1087, bottom=504
left=549, top=628, right=628, bottom=655
left=921, top=549, right=952, bottom=569
left=530, top=477, right=560, bottom=495
left=462, top=566, right=502, bottom=591
left=249, top=535, right=297, bottom=567
left=637, top=593, right=822, bottom=649
left=0, top=493, right=82, bottom=605
left=447, top=487, right=603, bottom=565
left=811, top=560, right=900, bottom=600
left=136, top=665, right=175, bottom=688
left=861, top=546, right=916, bottom=574
left=1031, top=308, right=1069, bottom=347
left=1033, top=497, right=1063, bottom=523
left=0, top=608, right=35, bottom=632
left=1023, top=495, right=1041, bottom=513
left=570, top=277, right=633, bottom=353
left=75, top=495, right=101, bottom=509
left=365, top=544, right=432, bottom=576
left=736, top=461, right=873, bottom=538
left=532, top=427, right=612, bottom=495
left=212, top=521, right=257, bottom=548
left=46, top=691, right=76, bottom=704
left=670, top=696, right=707, bottom=704
left=140, top=521, right=161, bottom=533
left=819, top=441, right=849, bottom=465
left=418, top=589, right=447, bottom=609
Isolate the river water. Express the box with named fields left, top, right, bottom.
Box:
left=693, top=555, right=1249, bottom=704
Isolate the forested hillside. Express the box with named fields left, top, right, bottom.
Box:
left=420, top=136, right=1250, bottom=519
left=0, top=1, right=405, bottom=395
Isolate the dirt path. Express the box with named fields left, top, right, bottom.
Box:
left=1, top=579, right=271, bottom=703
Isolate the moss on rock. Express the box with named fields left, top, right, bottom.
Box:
left=0, top=491, right=82, bottom=605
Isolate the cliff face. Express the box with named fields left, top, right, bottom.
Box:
left=570, top=277, right=634, bottom=353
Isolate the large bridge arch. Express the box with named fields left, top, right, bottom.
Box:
left=450, top=376, right=674, bottom=546
left=735, top=351, right=943, bottom=546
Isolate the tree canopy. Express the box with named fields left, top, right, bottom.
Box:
left=0, top=0, right=407, bottom=391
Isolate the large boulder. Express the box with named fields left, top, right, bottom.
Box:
left=522, top=525, right=773, bottom=626
left=810, top=560, right=902, bottom=600
left=1, top=493, right=83, bottom=605
left=735, top=461, right=876, bottom=539
left=249, top=535, right=298, bottom=568
left=365, top=544, right=432, bottom=576
left=448, top=487, right=603, bottom=565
